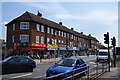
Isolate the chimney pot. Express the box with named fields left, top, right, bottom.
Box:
left=59, top=22, right=62, bottom=25
left=37, top=11, right=42, bottom=17
left=71, top=28, right=74, bottom=30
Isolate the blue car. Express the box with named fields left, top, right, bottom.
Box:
left=46, top=57, right=87, bottom=79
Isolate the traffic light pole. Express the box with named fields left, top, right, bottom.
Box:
left=113, top=46, right=116, bottom=67
left=108, top=41, right=110, bottom=72
left=104, top=32, right=110, bottom=72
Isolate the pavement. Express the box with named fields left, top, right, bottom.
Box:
left=34, top=55, right=93, bottom=64
left=97, top=60, right=120, bottom=80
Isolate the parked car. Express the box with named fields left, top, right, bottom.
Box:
left=46, top=57, right=87, bottom=79
left=1, top=56, right=36, bottom=74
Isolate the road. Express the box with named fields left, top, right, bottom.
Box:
left=2, top=56, right=97, bottom=80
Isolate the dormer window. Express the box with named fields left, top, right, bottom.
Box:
left=20, top=22, right=29, bottom=29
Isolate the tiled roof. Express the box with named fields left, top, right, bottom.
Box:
left=6, top=11, right=98, bottom=42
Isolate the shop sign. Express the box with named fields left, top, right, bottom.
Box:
left=14, top=43, right=46, bottom=47
left=47, top=45, right=58, bottom=48
left=48, top=48, right=58, bottom=50
left=59, top=48, right=66, bottom=50
left=88, top=48, right=94, bottom=50
left=68, top=47, right=73, bottom=50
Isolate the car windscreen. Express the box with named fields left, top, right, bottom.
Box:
left=2, top=56, right=13, bottom=62
left=99, top=52, right=108, bottom=56
left=56, top=59, right=75, bottom=67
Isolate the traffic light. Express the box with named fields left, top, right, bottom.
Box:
left=104, top=32, right=109, bottom=44
left=111, top=37, right=116, bottom=46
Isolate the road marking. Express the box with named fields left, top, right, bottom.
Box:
left=34, top=75, right=46, bottom=78
left=11, top=73, right=32, bottom=78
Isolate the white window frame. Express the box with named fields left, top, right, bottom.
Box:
left=36, top=36, right=39, bottom=43
left=41, top=25, right=44, bottom=32
left=13, top=24, right=15, bottom=30
left=61, top=31, right=63, bottom=37
left=36, top=24, right=40, bottom=31
left=41, top=36, right=44, bottom=44
left=58, top=31, right=61, bottom=36
left=47, top=38, right=50, bottom=44
left=67, top=33, right=69, bottom=38
left=20, top=35, right=29, bottom=42
left=51, top=28, right=53, bottom=34
left=20, top=22, right=29, bottom=29
left=12, top=36, right=15, bottom=43
left=47, top=27, right=50, bottom=33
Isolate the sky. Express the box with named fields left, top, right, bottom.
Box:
left=1, top=1, right=119, bottom=46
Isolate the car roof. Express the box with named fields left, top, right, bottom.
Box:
left=63, top=57, right=83, bottom=60
left=8, top=56, right=31, bottom=59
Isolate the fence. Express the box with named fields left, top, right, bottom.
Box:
left=45, top=62, right=108, bottom=80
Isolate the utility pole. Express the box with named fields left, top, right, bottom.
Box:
left=104, top=32, right=110, bottom=72
left=111, top=37, right=116, bottom=67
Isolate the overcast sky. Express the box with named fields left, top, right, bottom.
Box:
left=1, top=0, right=119, bottom=46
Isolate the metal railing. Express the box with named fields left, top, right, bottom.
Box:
left=45, top=62, right=108, bottom=80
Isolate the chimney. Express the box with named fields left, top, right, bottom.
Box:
left=89, top=34, right=91, bottom=36
left=37, top=11, right=42, bottom=17
left=59, top=22, right=62, bottom=25
left=71, top=28, right=74, bottom=30
left=81, top=32, right=83, bottom=34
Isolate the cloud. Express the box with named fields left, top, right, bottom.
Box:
left=0, top=22, right=8, bottom=25
left=24, top=2, right=67, bottom=15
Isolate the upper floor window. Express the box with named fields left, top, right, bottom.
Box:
left=13, top=24, right=15, bottom=30
left=64, top=32, right=66, bottom=37
left=47, top=27, right=50, bottom=33
left=12, top=36, right=15, bottom=43
left=58, top=31, right=61, bottom=36
left=61, top=31, right=63, bottom=37
left=67, top=33, right=69, bottom=38
left=47, top=38, right=50, bottom=44
left=36, top=24, right=40, bottom=31
left=36, top=36, right=39, bottom=43
left=41, top=36, right=44, bottom=44
left=41, top=25, right=44, bottom=32
left=20, top=22, right=29, bottom=29
left=55, top=30, right=58, bottom=35
left=20, top=35, right=29, bottom=42
left=51, top=28, right=54, bottom=34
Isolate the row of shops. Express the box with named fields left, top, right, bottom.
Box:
left=13, top=43, right=97, bottom=58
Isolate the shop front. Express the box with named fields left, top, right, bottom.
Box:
left=47, top=45, right=58, bottom=58
left=14, top=43, right=46, bottom=58
left=58, top=46, right=67, bottom=57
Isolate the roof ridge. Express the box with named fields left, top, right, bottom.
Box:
left=25, top=11, right=34, bottom=21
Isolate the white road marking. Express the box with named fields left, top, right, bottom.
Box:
left=11, top=73, right=32, bottom=78
left=34, top=75, right=46, bottom=78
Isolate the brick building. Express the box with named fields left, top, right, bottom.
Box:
left=6, top=11, right=99, bottom=57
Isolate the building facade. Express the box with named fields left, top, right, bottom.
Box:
left=6, top=11, right=99, bottom=57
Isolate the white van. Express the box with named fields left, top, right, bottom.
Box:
left=96, top=49, right=113, bottom=62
